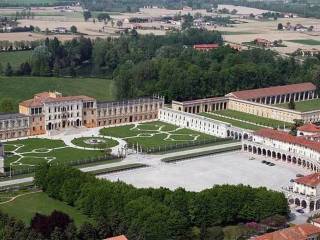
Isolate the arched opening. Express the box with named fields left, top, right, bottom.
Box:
left=258, top=148, right=262, bottom=155
left=288, top=199, right=294, bottom=204
left=307, top=162, right=310, bottom=168
left=239, top=133, right=242, bottom=140
left=76, top=119, right=80, bottom=127
left=295, top=198, right=300, bottom=206
left=282, top=154, right=286, bottom=161
left=272, top=151, right=276, bottom=158
left=243, top=133, right=248, bottom=140
left=277, top=152, right=281, bottom=160
left=248, top=145, right=252, bottom=152
left=227, top=130, right=230, bottom=137
left=303, top=160, right=306, bottom=167
left=235, top=132, right=239, bottom=140
left=301, top=200, right=307, bottom=209
left=316, top=200, right=320, bottom=210
left=298, top=158, right=302, bottom=165
left=253, top=146, right=257, bottom=154
left=267, top=150, right=271, bottom=157
left=262, top=149, right=266, bottom=156
left=310, top=201, right=315, bottom=212
left=292, top=157, right=297, bottom=164
left=243, top=144, right=248, bottom=151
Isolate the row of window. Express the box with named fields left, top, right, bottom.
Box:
left=97, top=104, right=161, bottom=117
left=0, top=120, right=29, bottom=129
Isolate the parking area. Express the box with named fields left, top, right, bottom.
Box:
left=101, top=151, right=310, bottom=192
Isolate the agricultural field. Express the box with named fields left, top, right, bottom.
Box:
left=277, top=98, right=320, bottom=112
left=0, top=51, right=32, bottom=69
left=287, top=39, right=320, bottom=46
left=0, top=0, right=73, bottom=6
left=215, top=110, right=291, bottom=129
left=0, top=191, right=90, bottom=227
left=100, top=121, right=224, bottom=151
left=200, top=112, right=262, bottom=131
left=0, top=76, right=115, bottom=110
left=3, top=138, right=116, bottom=172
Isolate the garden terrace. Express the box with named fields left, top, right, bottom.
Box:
left=276, top=98, right=320, bottom=112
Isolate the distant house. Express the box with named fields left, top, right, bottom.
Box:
left=105, top=235, right=128, bottom=240
left=193, top=44, right=219, bottom=51
left=52, top=27, right=68, bottom=33
left=254, top=38, right=272, bottom=48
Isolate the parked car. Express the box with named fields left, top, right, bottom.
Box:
left=269, top=163, right=275, bottom=166
left=296, top=209, right=304, bottom=214
left=262, top=160, right=267, bottom=163
left=296, top=174, right=304, bottom=177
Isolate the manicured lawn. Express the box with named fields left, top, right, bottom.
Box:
left=0, top=191, right=90, bottom=227
left=277, top=98, right=320, bottom=112
left=0, top=51, right=32, bottom=69
left=200, top=112, right=262, bottom=131
left=4, top=138, right=113, bottom=171
left=287, top=39, right=320, bottom=46
left=71, top=137, right=119, bottom=149
left=216, top=109, right=291, bottom=129
left=0, top=76, right=115, bottom=111
left=100, top=121, right=221, bottom=150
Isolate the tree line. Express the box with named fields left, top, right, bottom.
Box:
left=0, top=210, right=114, bottom=240
left=33, top=164, right=289, bottom=240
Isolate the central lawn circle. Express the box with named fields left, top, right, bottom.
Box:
left=71, top=137, right=119, bottom=149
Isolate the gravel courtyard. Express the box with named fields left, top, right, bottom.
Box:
left=101, top=151, right=310, bottom=192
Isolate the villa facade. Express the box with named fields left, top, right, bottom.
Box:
left=284, top=173, right=320, bottom=213
left=0, top=92, right=164, bottom=140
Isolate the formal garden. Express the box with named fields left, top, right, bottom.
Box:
left=3, top=138, right=118, bottom=175
left=100, top=121, right=232, bottom=153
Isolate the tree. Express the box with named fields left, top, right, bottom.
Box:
left=83, top=11, right=91, bottom=21
left=116, top=20, right=123, bottom=28
left=30, top=45, right=51, bottom=76
left=288, top=98, right=295, bottom=110
left=277, top=23, right=283, bottom=30
left=204, top=226, right=224, bottom=240
left=4, top=63, right=13, bottom=76
left=97, top=13, right=110, bottom=22
left=70, top=25, right=77, bottom=34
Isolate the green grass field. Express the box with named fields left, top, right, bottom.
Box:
left=0, top=51, right=32, bottom=69
left=215, top=109, right=291, bottom=129
left=200, top=112, right=262, bottom=131
left=71, top=137, right=119, bottom=149
left=287, top=39, right=320, bottom=46
left=4, top=138, right=114, bottom=171
left=0, top=76, right=115, bottom=110
left=100, top=121, right=221, bottom=150
left=277, top=98, right=320, bottom=112
left=0, top=191, right=90, bottom=227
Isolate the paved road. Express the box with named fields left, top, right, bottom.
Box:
left=0, top=141, right=241, bottom=187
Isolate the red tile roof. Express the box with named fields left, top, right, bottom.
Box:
left=254, top=128, right=320, bottom=153
left=298, top=123, right=320, bottom=133
left=253, top=224, right=320, bottom=240
left=19, top=92, right=94, bottom=108
left=105, top=235, right=128, bottom=240
left=295, top=173, right=320, bottom=187
left=227, top=82, right=316, bottom=100
left=193, top=44, right=219, bottom=50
